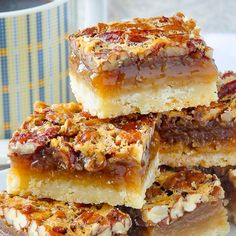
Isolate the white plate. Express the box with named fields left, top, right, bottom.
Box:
left=0, top=169, right=8, bottom=191
left=0, top=170, right=235, bottom=235
left=0, top=139, right=9, bottom=166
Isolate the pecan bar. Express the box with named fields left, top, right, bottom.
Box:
left=7, top=101, right=159, bottom=209
left=0, top=191, right=131, bottom=236
left=157, top=71, right=236, bottom=168
left=129, top=168, right=229, bottom=236
left=69, top=12, right=218, bottom=118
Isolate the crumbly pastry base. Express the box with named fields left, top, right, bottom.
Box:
left=159, top=143, right=236, bottom=168
left=130, top=202, right=229, bottom=236
left=160, top=151, right=236, bottom=168
left=70, top=73, right=217, bottom=118
left=7, top=153, right=159, bottom=209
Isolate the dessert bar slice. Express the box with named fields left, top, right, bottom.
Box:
left=69, top=12, right=218, bottom=118
left=0, top=192, right=132, bottom=236
left=157, top=71, right=236, bottom=168
left=129, top=168, right=229, bottom=236
left=7, top=101, right=159, bottom=209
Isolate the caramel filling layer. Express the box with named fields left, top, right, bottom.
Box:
left=69, top=55, right=217, bottom=98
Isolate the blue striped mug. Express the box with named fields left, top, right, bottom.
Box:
left=0, top=0, right=77, bottom=138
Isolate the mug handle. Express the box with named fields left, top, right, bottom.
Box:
left=84, top=0, right=108, bottom=27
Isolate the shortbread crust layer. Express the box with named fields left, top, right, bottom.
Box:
left=70, top=71, right=217, bottom=118
left=159, top=139, right=236, bottom=168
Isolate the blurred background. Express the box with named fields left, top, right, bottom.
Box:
left=78, top=0, right=236, bottom=32
left=108, top=0, right=236, bottom=32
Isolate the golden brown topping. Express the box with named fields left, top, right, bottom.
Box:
left=79, top=111, right=94, bottom=119
left=117, top=130, right=141, bottom=145
left=222, top=71, right=235, bottom=80
left=162, top=170, right=206, bottom=190
left=55, top=210, right=66, bottom=219
left=80, top=211, right=102, bottom=224
left=69, top=13, right=210, bottom=72
left=83, top=153, right=107, bottom=172
left=211, top=186, right=223, bottom=198
left=9, top=102, right=156, bottom=172
left=145, top=186, right=162, bottom=200
left=9, top=125, right=60, bottom=155
left=21, top=204, right=36, bottom=214
left=76, top=130, right=99, bottom=144
left=76, top=13, right=197, bottom=43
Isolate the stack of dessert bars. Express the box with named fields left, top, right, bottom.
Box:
left=1, top=13, right=235, bottom=235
